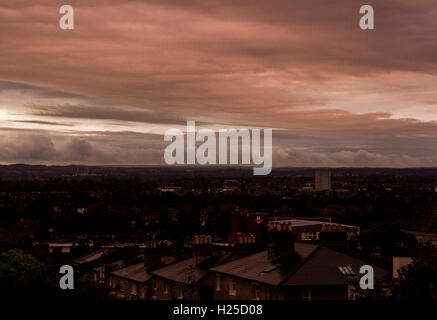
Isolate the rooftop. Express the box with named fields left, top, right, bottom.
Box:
left=149, top=250, right=260, bottom=285
left=149, top=258, right=208, bottom=285
left=211, top=243, right=389, bottom=286
left=211, top=242, right=318, bottom=286
left=283, top=246, right=389, bottom=286
left=270, top=218, right=359, bottom=232
left=110, top=262, right=151, bottom=283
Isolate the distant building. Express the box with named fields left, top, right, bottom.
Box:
left=33, top=241, right=89, bottom=264
left=315, top=168, right=331, bottom=191
left=269, top=218, right=360, bottom=243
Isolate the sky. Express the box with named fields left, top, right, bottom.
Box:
left=0, top=0, right=437, bottom=167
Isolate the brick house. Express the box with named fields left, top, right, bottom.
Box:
left=108, top=262, right=150, bottom=300
left=210, top=222, right=389, bottom=300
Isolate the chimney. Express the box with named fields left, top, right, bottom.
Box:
left=143, top=240, right=162, bottom=270
left=192, top=235, right=212, bottom=265
left=267, top=222, right=296, bottom=261
left=231, top=233, right=256, bottom=255
left=236, top=233, right=256, bottom=245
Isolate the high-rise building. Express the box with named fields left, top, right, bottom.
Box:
left=315, top=168, right=331, bottom=191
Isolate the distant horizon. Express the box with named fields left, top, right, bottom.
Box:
left=3, top=163, right=437, bottom=170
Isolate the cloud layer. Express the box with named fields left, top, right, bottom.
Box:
left=1, top=1, right=437, bottom=167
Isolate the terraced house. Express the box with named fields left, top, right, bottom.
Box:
left=148, top=223, right=389, bottom=300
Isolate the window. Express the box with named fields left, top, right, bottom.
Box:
left=99, top=267, right=105, bottom=283
left=153, top=279, right=157, bottom=291
left=163, top=281, right=168, bottom=294
left=348, top=284, right=359, bottom=300
left=301, top=232, right=318, bottom=241
left=216, top=274, right=221, bottom=291
left=131, top=283, right=137, bottom=295
left=229, top=279, right=237, bottom=296
left=253, top=283, right=261, bottom=300
left=302, top=287, right=311, bottom=300
left=115, top=278, right=121, bottom=288
left=272, top=287, right=280, bottom=300
left=120, top=281, right=127, bottom=292
left=61, top=247, right=70, bottom=253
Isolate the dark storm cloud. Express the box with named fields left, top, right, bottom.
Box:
left=0, top=81, right=83, bottom=99
left=0, top=1, right=437, bottom=166
left=0, top=130, right=165, bottom=165
left=31, top=104, right=189, bottom=125
left=11, top=120, right=73, bottom=126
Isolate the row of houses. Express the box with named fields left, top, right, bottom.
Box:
left=77, top=222, right=389, bottom=300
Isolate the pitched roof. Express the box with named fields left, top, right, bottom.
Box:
left=210, top=242, right=318, bottom=286
left=149, top=250, right=258, bottom=285
left=210, top=243, right=389, bottom=286
left=110, top=262, right=151, bottom=283
left=75, top=250, right=105, bottom=264
left=283, top=246, right=389, bottom=286
left=149, top=258, right=208, bottom=284
left=74, top=247, right=125, bottom=265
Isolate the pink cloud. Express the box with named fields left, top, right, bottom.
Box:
left=0, top=0, right=437, bottom=166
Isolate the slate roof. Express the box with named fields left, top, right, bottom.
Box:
left=149, top=250, right=259, bottom=285
left=210, top=243, right=389, bottom=286
left=75, top=250, right=105, bottom=264
left=149, top=258, right=208, bottom=284
left=283, top=246, right=389, bottom=286
left=74, top=247, right=125, bottom=266
left=210, top=242, right=318, bottom=286
left=110, top=262, right=151, bottom=283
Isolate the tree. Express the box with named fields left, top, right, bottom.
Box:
left=392, top=244, right=437, bottom=300
left=0, top=249, right=50, bottom=297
